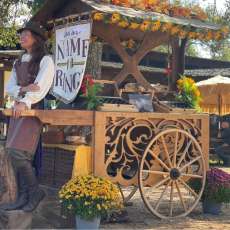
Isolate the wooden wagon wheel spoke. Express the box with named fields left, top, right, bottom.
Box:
left=169, top=181, right=174, bottom=217
left=147, top=176, right=171, bottom=191
left=179, top=156, right=202, bottom=172
left=148, top=149, right=170, bottom=172
left=173, top=131, right=179, bottom=167
left=142, top=170, right=170, bottom=176
left=180, top=173, right=203, bottom=179
left=175, top=181, right=187, bottom=212
left=178, top=179, right=199, bottom=199
left=176, top=139, right=192, bottom=168
left=161, top=135, right=173, bottom=168
left=139, top=128, right=206, bottom=219
left=155, top=180, right=171, bottom=211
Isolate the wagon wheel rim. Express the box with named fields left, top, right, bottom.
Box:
left=138, top=128, right=206, bottom=219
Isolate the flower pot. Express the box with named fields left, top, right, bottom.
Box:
left=202, top=200, right=222, bottom=215
left=75, top=216, right=101, bottom=229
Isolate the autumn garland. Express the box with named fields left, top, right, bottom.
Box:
left=102, top=0, right=208, bottom=21
left=93, top=12, right=229, bottom=41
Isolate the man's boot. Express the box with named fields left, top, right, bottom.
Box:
left=20, top=160, right=45, bottom=212
left=0, top=163, right=28, bottom=211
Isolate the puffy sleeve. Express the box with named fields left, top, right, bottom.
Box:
left=5, top=61, right=21, bottom=99
left=19, top=55, right=55, bottom=109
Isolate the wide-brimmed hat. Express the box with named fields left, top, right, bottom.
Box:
left=17, top=21, right=46, bottom=40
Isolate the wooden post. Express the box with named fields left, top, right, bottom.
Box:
left=170, top=38, right=187, bottom=91
left=0, top=70, right=4, bottom=107
left=85, top=42, right=103, bottom=79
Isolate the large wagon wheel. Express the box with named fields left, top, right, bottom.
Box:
left=138, top=128, right=206, bottom=219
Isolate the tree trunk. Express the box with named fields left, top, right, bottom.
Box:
left=169, top=38, right=187, bottom=91
left=85, top=42, right=103, bottom=80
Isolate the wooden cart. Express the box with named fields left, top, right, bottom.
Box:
left=3, top=0, right=221, bottom=220
left=3, top=109, right=209, bottom=219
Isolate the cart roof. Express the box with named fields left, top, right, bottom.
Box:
left=31, top=0, right=228, bottom=41
left=32, top=0, right=221, bottom=30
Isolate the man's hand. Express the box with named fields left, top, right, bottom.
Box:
left=13, top=102, right=28, bottom=118
left=20, top=83, right=40, bottom=93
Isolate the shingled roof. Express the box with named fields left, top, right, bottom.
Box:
left=82, top=0, right=221, bottom=30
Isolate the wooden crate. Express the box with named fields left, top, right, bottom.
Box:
left=38, top=146, right=75, bottom=188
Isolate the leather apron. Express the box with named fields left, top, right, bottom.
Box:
left=6, top=60, right=43, bottom=154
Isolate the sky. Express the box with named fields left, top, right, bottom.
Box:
left=199, top=0, right=226, bottom=10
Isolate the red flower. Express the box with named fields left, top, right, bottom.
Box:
left=80, top=74, right=95, bottom=95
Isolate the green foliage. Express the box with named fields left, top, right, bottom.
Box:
left=190, top=168, right=230, bottom=203
left=0, top=27, right=19, bottom=48
left=80, top=74, right=103, bottom=110
left=28, top=0, right=45, bottom=15
left=198, top=2, right=230, bottom=61
left=81, top=83, right=103, bottom=110
left=175, top=75, right=202, bottom=111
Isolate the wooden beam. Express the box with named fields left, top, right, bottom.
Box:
left=0, top=70, right=4, bottom=107
left=2, top=109, right=94, bottom=126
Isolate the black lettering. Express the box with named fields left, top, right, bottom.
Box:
left=57, top=43, right=65, bottom=60
left=82, top=39, right=89, bottom=57
left=70, top=38, right=81, bottom=56
left=55, top=69, right=63, bottom=86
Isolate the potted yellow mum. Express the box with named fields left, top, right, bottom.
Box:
left=59, top=175, right=123, bottom=229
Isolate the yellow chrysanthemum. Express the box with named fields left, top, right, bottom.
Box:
left=110, top=13, right=121, bottom=24
left=151, top=20, right=161, bottom=32
left=118, top=20, right=129, bottom=28
left=129, top=22, right=140, bottom=30
left=93, top=12, right=104, bottom=21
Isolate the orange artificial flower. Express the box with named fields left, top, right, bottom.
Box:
left=170, top=26, right=180, bottom=35
left=188, top=32, right=196, bottom=39
left=151, top=20, right=161, bottom=32
left=140, top=20, right=151, bottom=31
left=161, top=22, right=172, bottom=32
left=178, top=30, right=188, bottom=39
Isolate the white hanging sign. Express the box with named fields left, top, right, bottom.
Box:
left=51, top=21, right=91, bottom=104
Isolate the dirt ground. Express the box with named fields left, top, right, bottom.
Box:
left=33, top=173, right=230, bottom=230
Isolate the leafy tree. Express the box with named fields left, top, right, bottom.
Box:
left=0, top=0, right=27, bottom=48
left=198, top=1, right=230, bottom=61
left=27, top=0, right=45, bottom=15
